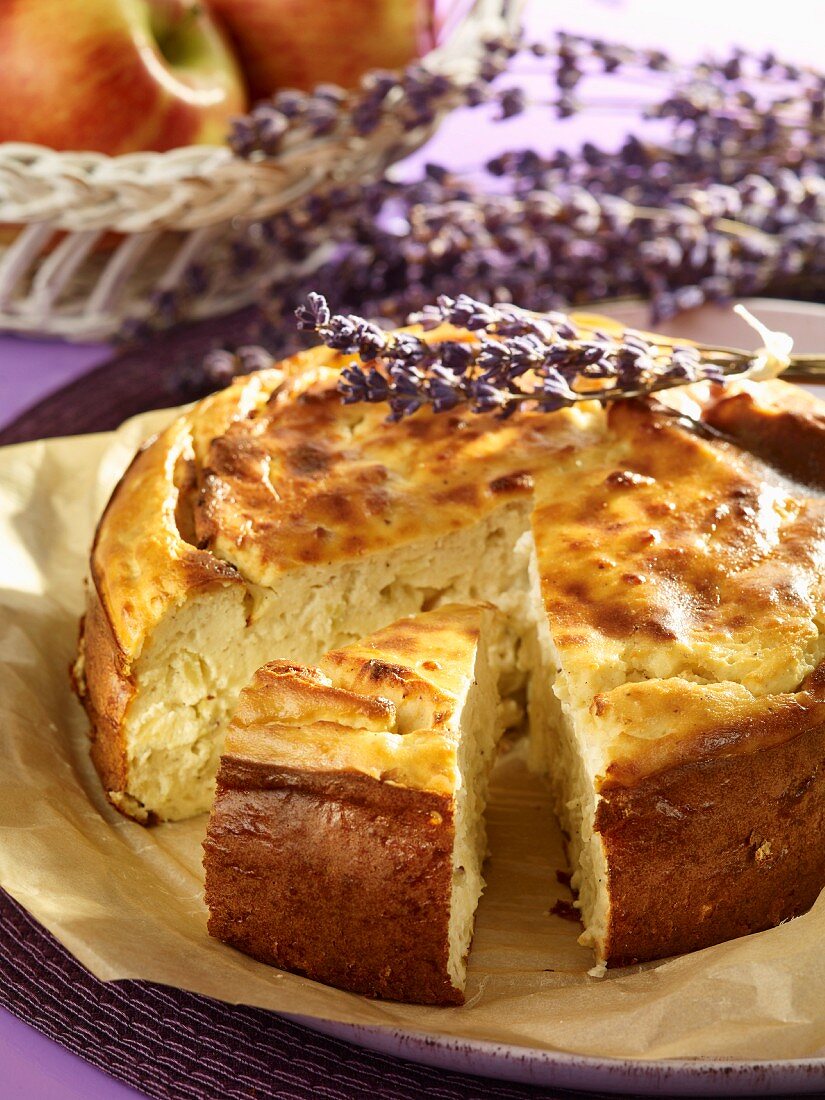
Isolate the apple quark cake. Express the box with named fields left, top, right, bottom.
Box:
left=73, top=315, right=825, bottom=1004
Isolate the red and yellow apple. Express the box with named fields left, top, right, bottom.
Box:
left=206, top=0, right=435, bottom=98
left=0, top=0, right=248, bottom=154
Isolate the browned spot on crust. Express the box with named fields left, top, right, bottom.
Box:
left=296, top=544, right=324, bottom=564
left=341, top=534, right=365, bottom=556
left=403, top=416, right=444, bottom=440
left=286, top=441, right=332, bottom=477
left=644, top=500, right=676, bottom=519
left=489, top=471, right=534, bottom=495
left=363, top=489, right=392, bottom=515
left=604, top=469, right=655, bottom=489
left=354, top=465, right=390, bottom=485
left=206, top=434, right=266, bottom=480
left=433, top=483, right=481, bottom=508
left=310, top=490, right=357, bottom=526
left=364, top=660, right=410, bottom=685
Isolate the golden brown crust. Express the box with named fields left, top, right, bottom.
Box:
left=531, top=394, right=825, bottom=802
left=188, top=319, right=611, bottom=591
left=536, top=396, right=825, bottom=666
left=222, top=604, right=488, bottom=796
left=232, top=659, right=398, bottom=733
left=597, top=704, right=825, bottom=966
left=704, top=385, right=825, bottom=490
left=78, top=582, right=133, bottom=802
left=597, top=664, right=825, bottom=790
left=203, top=762, right=461, bottom=1005
left=193, top=382, right=594, bottom=585
left=320, top=604, right=489, bottom=721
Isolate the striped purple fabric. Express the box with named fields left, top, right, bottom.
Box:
left=1, top=888, right=607, bottom=1100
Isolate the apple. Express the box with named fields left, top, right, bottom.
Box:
left=206, top=0, right=435, bottom=98
left=0, top=0, right=248, bottom=154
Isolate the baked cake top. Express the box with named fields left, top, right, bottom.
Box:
left=223, top=603, right=493, bottom=795
left=91, top=321, right=604, bottom=661
left=86, top=314, right=825, bottom=793
left=532, top=389, right=825, bottom=786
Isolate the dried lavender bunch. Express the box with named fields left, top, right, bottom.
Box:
left=230, top=32, right=825, bottom=172
left=141, top=31, right=825, bottom=389
left=228, top=38, right=518, bottom=157
left=149, top=156, right=822, bottom=368
left=290, top=291, right=737, bottom=421
left=237, top=166, right=823, bottom=344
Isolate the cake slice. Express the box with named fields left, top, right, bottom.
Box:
left=203, top=603, right=504, bottom=1005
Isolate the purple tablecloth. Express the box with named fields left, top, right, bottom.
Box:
left=1, top=1, right=822, bottom=1097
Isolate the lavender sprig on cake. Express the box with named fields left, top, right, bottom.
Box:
left=290, top=292, right=776, bottom=421
left=202, top=296, right=791, bottom=419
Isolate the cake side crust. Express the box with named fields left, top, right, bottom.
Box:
left=76, top=583, right=135, bottom=812
left=73, top=371, right=292, bottom=820
left=596, top=709, right=825, bottom=965
left=203, top=762, right=461, bottom=1005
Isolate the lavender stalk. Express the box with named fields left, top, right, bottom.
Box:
left=291, top=292, right=756, bottom=421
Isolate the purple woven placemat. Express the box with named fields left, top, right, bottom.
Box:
left=0, top=307, right=266, bottom=446
left=0, top=317, right=621, bottom=1100
left=1, top=886, right=593, bottom=1100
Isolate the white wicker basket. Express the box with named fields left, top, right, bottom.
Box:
left=0, top=0, right=520, bottom=341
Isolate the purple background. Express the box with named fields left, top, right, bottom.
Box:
left=0, top=1, right=821, bottom=1096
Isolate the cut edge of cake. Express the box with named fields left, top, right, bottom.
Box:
left=80, top=482, right=533, bottom=823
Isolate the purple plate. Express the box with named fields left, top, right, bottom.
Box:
left=297, top=1017, right=825, bottom=1096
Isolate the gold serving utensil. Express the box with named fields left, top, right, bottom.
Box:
left=760, top=354, right=825, bottom=383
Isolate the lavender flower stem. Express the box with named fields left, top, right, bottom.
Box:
left=294, top=293, right=751, bottom=422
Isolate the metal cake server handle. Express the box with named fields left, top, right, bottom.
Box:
left=781, top=354, right=825, bottom=381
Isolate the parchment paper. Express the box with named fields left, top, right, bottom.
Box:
left=2, top=408, right=825, bottom=1063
